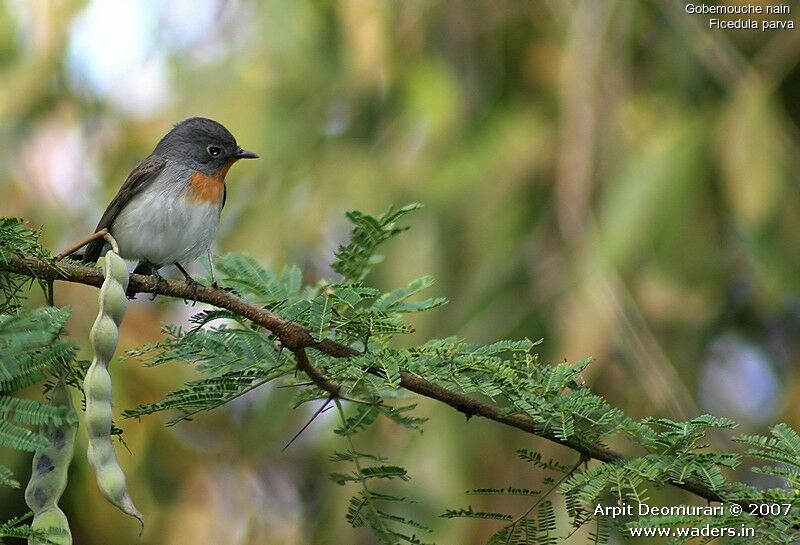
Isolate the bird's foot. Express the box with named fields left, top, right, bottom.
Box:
left=174, top=263, right=203, bottom=304
left=184, top=276, right=203, bottom=304
left=210, top=280, right=240, bottom=296
left=127, top=260, right=162, bottom=300
left=149, top=271, right=165, bottom=301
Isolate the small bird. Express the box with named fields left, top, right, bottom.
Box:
left=81, top=117, right=258, bottom=296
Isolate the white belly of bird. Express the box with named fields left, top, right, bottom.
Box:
left=110, top=187, right=221, bottom=267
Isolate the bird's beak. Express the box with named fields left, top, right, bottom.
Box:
left=235, top=147, right=259, bottom=159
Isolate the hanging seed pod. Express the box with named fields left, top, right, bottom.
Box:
left=84, top=248, right=143, bottom=528
left=24, top=379, right=76, bottom=545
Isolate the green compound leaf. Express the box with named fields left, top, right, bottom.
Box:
left=333, top=203, right=423, bottom=282
left=0, top=420, right=48, bottom=452
left=0, top=307, right=74, bottom=391
left=334, top=404, right=380, bottom=436
left=373, top=275, right=447, bottom=314
left=0, top=464, right=18, bottom=489
left=441, top=507, right=514, bottom=521
left=308, top=294, right=333, bottom=340
left=0, top=218, right=52, bottom=313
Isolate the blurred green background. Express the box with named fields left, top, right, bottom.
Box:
left=1, top=1, right=799, bottom=543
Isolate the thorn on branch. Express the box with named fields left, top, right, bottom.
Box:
left=283, top=396, right=335, bottom=451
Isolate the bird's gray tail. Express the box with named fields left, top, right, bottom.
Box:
left=74, top=239, right=107, bottom=264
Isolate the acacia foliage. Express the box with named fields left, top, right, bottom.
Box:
left=0, top=208, right=799, bottom=544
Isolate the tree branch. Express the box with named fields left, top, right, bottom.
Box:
left=2, top=254, right=733, bottom=505
left=293, top=347, right=340, bottom=397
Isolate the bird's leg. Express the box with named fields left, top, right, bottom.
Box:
left=145, top=262, right=165, bottom=301
left=207, top=251, right=219, bottom=289
left=174, top=262, right=202, bottom=287
left=205, top=251, right=240, bottom=296
left=174, top=263, right=202, bottom=302
left=128, top=260, right=162, bottom=300
left=149, top=264, right=166, bottom=301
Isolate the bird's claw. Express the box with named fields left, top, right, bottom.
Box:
left=150, top=272, right=164, bottom=301
left=183, top=277, right=203, bottom=305
left=211, top=281, right=240, bottom=296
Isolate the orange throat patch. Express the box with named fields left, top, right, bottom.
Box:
left=187, top=166, right=230, bottom=204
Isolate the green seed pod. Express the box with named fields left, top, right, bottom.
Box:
left=84, top=248, right=143, bottom=528
left=84, top=366, right=112, bottom=405
left=24, top=379, right=76, bottom=545
left=96, top=465, right=129, bottom=500
left=84, top=404, right=111, bottom=438
left=105, top=252, right=130, bottom=292
left=29, top=508, right=71, bottom=545
left=101, top=283, right=127, bottom=323
left=89, top=315, right=118, bottom=362
left=86, top=439, right=115, bottom=469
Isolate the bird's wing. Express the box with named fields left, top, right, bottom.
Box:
left=83, top=155, right=168, bottom=263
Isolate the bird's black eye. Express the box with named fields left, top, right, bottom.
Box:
left=207, top=145, right=222, bottom=158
